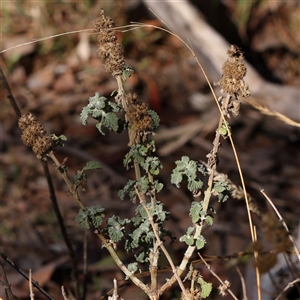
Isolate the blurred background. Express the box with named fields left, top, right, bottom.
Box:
left=1, top=1, right=299, bottom=299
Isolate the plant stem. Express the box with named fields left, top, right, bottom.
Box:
left=0, top=251, right=54, bottom=300
left=41, top=160, right=80, bottom=300
left=0, top=255, right=17, bottom=300
left=48, top=151, right=86, bottom=211
left=161, top=95, right=231, bottom=295
left=94, top=230, right=151, bottom=295
left=136, top=188, right=190, bottom=300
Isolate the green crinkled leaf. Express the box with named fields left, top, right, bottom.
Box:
left=212, top=180, right=231, bottom=202
left=205, top=215, right=214, bottom=226
left=80, top=93, right=107, bottom=125
left=75, top=206, right=105, bottom=230
left=170, top=171, right=183, bottom=188
left=186, top=236, right=195, bottom=246
left=180, top=234, right=194, bottom=246
left=95, top=112, right=119, bottom=135
left=148, top=110, right=160, bottom=129
left=180, top=227, right=195, bottom=246
left=129, top=219, right=151, bottom=250
left=118, top=179, right=137, bottom=201
left=124, top=142, right=157, bottom=169
left=190, top=202, right=204, bottom=223
left=134, top=204, right=148, bottom=220
left=88, top=205, right=105, bottom=228
left=75, top=209, right=90, bottom=229
left=186, top=226, right=195, bottom=235
left=143, top=156, right=162, bottom=175
left=80, top=92, right=122, bottom=135
left=127, top=262, right=138, bottom=274
left=80, top=108, right=90, bottom=126
left=171, top=156, right=206, bottom=192
left=138, top=176, right=150, bottom=194
left=103, top=112, right=119, bottom=131
left=195, top=235, right=206, bottom=250
left=124, top=145, right=145, bottom=168
left=108, top=227, right=124, bottom=243
left=198, top=277, right=212, bottom=298
left=154, top=203, right=168, bottom=222
left=154, top=180, right=164, bottom=193
left=50, top=134, right=67, bottom=147
left=83, top=161, right=102, bottom=171
left=122, top=65, right=134, bottom=81
left=107, top=216, right=130, bottom=243
left=135, top=251, right=147, bottom=263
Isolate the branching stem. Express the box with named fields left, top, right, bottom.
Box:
left=95, top=230, right=150, bottom=295
left=135, top=188, right=190, bottom=300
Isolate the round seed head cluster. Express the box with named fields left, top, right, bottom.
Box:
left=127, top=93, right=153, bottom=131
left=126, top=93, right=153, bottom=145
left=217, top=45, right=250, bottom=97
left=18, top=113, right=53, bottom=157
left=94, top=9, right=125, bottom=76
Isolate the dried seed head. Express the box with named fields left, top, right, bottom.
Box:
left=32, top=135, right=53, bottom=157
left=215, top=45, right=250, bottom=97
left=94, top=9, right=125, bottom=76
left=126, top=93, right=154, bottom=145
left=18, top=113, right=37, bottom=130
left=18, top=113, right=53, bottom=158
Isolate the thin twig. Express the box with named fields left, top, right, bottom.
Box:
left=274, top=278, right=300, bottom=300
left=1, top=65, right=81, bottom=299
left=61, top=286, right=70, bottom=300
left=82, top=230, right=88, bottom=300
left=48, top=151, right=86, bottom=211
left=29, top=269, right=34, bottom=300
left=0, top=67, right=22, bottom=118
left=198, top=253, right=239, bottom=300
left=41, top=160, right=80, bottom=299
left=0, top=254, right=17, bottom=300
left=108, top=278, right=122, bottom=300
left=0, top=251, right=54, bottom=300
left=260, top=189, right=300, bottom=262
left=236, top=267, right=248, bottom=300
left=253, top=226, right=261, bottom=300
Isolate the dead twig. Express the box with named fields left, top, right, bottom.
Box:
left=0, top=251, right=54, bottom=300
left=0, top=254, right=17, bottom=300
left=29, top=269, right=34, bottom=300
left=198, top=253, right=238, bottom=300
left=41, top=159, right=80, bottom=299
left=261, top=189, right=300, bottom=262
left=274, top=278, right=300, bottom=300
left=236, top=267, right=248, bottom=300
left=61, top=286, right=70, bottom=300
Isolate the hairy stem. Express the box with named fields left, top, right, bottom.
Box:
left=135, top=188, right=190, bottom=300
left=94, top=230, right=151, bottom=295
left=160, top=95, right=231, bottom=294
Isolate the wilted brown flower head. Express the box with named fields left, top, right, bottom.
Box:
left=18, top=113, right=53, bottom=158
left=94, top=9, right=125, bottom=76
left=126, top=93, right=153, bottom=145
left=215, top=45, right=250, bottom=97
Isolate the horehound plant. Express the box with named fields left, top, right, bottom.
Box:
left=3, top=8, right=299, bottom=300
